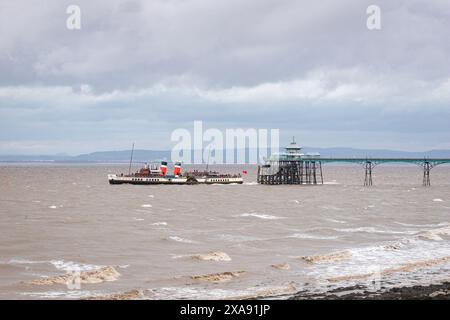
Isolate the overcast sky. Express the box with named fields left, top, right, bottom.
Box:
left=0, top=0, right=449, bottom=155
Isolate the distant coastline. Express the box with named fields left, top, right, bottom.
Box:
left=2, top=147, right=450, bottom=163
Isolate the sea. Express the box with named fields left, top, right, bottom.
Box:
left=1, top=163, right=450, bottom=299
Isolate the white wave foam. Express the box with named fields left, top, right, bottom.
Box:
left=8, top=258, right=48, bottom=265
left=141, top=204, right=152, bottom=208
left=30, top=266, right=120, bottom=286
left=8, top=258, right=102, bottom=273
left=305, top=227, right=450, bottom=291
left=134, top=209, right=152, bottom=214
left=145, top=284, right=297, bottom=300
left=217, top=234, right=262, bottom=242
left=395, top=222, right=449, bottom=228
left=334, top=227, right=419, bottom=235
left=152, top=222, right=167, bottom=226
left=238, top=213, right=285, bottom=220
left=419, top=226, right=450, bottom=241
left=133, top=218, right=145, bottom=221
left=325, top=218, right=347, bottom=224
left=243, top=182, right=258, bottom=185
left=319, top=205, right=343, bottom=211
left=433, top=199, right=444, bottom=202
left=168, top=236, right=197, bottom=244
left=288, top=233, right=338, bottom=240
left=22, top=290, right=98, bottom=299
left=50, top=260, right=101, bottom=272
left=171, top=254, right=190, bottom=259
left=172, top=252, right=232, bottom=262
left=48, top=205, right=57, bottom=209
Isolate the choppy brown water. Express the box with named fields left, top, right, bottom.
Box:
left=1, top=163, right=450, bottom=299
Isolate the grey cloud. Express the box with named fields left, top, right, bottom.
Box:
left=1, top=0, right=449, bottom=89
left=0, top=0, right=449, bottom=154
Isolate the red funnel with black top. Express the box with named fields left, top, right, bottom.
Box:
left=174, top=162, right=181, bottom=176
left=160, top=161, right=168, bottom=176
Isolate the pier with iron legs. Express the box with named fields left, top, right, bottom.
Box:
left=257, top=160, right=324, bottom=185
left=257, top=158, right=450, bottom=187
left=258, top=138, right=450, bottom=186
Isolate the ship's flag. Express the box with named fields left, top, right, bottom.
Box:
left=242, top=170, right=248, bottom=174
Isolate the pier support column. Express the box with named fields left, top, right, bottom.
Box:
left=364, top=161, right=375, bottom=186
left=257, top=166, right=261, bottom=184
left=318, top=161, right=324, bottom=185
left=422, top=161, right=431, bottom=187
left=312, top=161, right=317, bottom=184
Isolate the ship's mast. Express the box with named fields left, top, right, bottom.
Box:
left=128, top=142, right=135, bottom=175
left=205, top=144, right=212, bottom=172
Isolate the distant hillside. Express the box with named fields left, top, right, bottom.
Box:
left=2, top=147, right=450, bottom=162
left=72, top=150, right=170, bottom=162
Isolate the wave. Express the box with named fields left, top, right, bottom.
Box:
left=141, top=204, right=152, bottom=208
left=8, top=258, right=110, bottom=275
left=327, top=256, right=450, bottom=283
left=168, top=236, right=197, bottom=244
left=192, top=251, right=232, bottom=262
left=0, top=261, right=24, bottom=273
left=145, top=284, right=297, bottom=300
left=418, top=226, right=450, bottom=241
left=237, top=213, right=285, bottom=220
left=172, top=251, right=232, bottom=262
left=319, top=205, right=343, bottom=211
left=271, top=263, right=290, bottom=270
left=29, top=266, right=121, bottom=285
left=8, top=258, right=49, bottom=265
left=50, top=260, right=101, bottom=272
left=288, top=233, right=339, bottom=240
left=323, top=181, right=340, bottom=185
left=22, top=290, right=98, bottom=299
left=303, top=227, right=450, bottom=290
left=86, top=289, right=143, bottom=300
left=191, top=271, right=246, bottom=283
left=302, top=251, right=353, bottom=264
left=394, top=222, right=449, bottom=228
left=333, top=227, right=419, bottom=235
left=325, top=218, right=347, bottom=224
left=134, top=209, right=152, bottom=214
left=217, top=234, right=263, bottom=242
left=152, top=221, right=168, bottom=226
